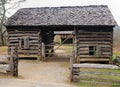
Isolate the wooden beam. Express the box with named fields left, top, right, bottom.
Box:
left=72, top=63, right=120, bottom=69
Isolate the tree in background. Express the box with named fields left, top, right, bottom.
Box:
left=0, top=0, right=26, bottom=46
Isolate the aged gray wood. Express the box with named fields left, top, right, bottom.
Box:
left=80, top=71, right=120, bottom=76
left=42, top=42, right=45, bottom=58
left=7, top=30, right=42, bottom=60
left=0, top=65, right=10, bottom=71
left=73, top=63, right=120, bottom=69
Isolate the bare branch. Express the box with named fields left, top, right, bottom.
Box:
left=0, top=0, right=26, bottom=45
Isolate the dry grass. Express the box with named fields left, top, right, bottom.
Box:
left=113, top=47, right=120, bottom=56
left=0, top=46, right=7, bottom=55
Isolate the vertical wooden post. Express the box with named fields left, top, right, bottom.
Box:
left=70, top=56, right=73, bottom=82
left=37, top=31, right=42, bottom=61
left=74, top=27, right=79, bottom=63
left=42, top=42, right=45, bottom=60
left=9, top=47, right=18, bottom=77
left=70, top=52, right=80, bottom=82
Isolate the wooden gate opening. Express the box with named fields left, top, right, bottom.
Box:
left=41, top=31, right=74, bottom=60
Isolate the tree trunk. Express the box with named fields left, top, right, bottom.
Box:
left=0, top=26, right=4, bottom=46
left=0, top=1, right=6, bottom=46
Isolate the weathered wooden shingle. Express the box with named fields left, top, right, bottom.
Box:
left=6, top=5, right=117, bottom=26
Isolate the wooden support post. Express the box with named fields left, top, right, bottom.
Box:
left=42, top=42, right=45, bottom=60
left=73, top=27, right=78, bottom=63
left=70, top=56, right=73, bottom=82
left=70, top=55, right=80, bottom=82
left=8, top=47, right=18, bottom=77
left=72, top=67, right=80, bottom=82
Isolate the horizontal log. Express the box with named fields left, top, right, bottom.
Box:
left=8, top=37, right=40, bottom=40
left=77, top=35, right=112, bottom=38
left=102, top=52, right=111, bottom=55
left=8, top=31, right=39, bottom=34
left=8, top=44, right=18, bottom=46
left=80, top=71, right=120, bottom=77
left=79, top=48, right=89, bottom=50
left=19, top=53, right=38, bottom=55
left=78, top=54, right=111, bottom=57
left=0, top=65, right=10, bottom=71
left=77, top=44, right=111, bottom=48
left=19, top=48, right=39, bottom=50
left=78, top=41, right=112, bottom=44
left=72, top=63, right=120, bottom=69
left=76, top=57, right=110, bottom=62
left=0, top=55, right=10, bottom=59
left=19, top=50, right=38, bottom=53
left=8, top=40, right=19, bottom=43
left=77, top=31, right=112, bottom=34
left=8, top=37, right=18, bottom=40
left=0, top=55, right=10, bottom=63
left=77, top=38, right=112, bottom=41
left=78, top=51, right=89, bottom=53
left=29, top=40, right=39, bottom=43
left=8, top=34, right=40, bottom=37
left=19, top=54, right=42, bottom=58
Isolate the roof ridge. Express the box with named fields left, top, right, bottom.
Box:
left=19, top=5, right=108, bottom=10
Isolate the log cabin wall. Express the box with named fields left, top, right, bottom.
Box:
left=7, top=27, right=42, bottom=60
left=76, top=26, right=113, bottom=62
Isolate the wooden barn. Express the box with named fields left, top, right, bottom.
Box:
left=5, top=5, right=117, bottom=62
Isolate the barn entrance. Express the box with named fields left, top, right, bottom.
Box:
left=41, top=27, right=75, bottom=60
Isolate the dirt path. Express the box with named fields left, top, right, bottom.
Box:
left=0, top=46, right=78, bottom=87
left=18, top=57, right=70, bottom=83
left=0, top=57, right=77, bottom=87
left=0, top=78, right=77, bottom=87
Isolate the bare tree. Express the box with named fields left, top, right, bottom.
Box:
left=0, top=0, right=26, bottom=46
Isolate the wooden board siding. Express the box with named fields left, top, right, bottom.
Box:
left=76, top=27, right=113, bottom=60
left=7, top=29, right=42, bottom=59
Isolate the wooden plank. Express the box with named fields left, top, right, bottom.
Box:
left=77, top=45, right=111, bottom=48
left=77, top=35, right=111, bottom=38
left=8, top=34, right=39, bottom=37
left=8, top=31, right=39, bottom=34
left=77, top=31, right=112, bottom=34
left=42, top=43, right=45, bottom=58
left=78, top=41, right=111, bottom=44
left=8, top=37, right=39, bottom=40
left=80, top=71, right=120, bottom=76
left=73, top=63, right=120, bottom=69
left=102, top=52, right=111, bottom=55
left=77, top=38, right=112, bottom=41
left=0, top=65, right=10, bottom=71
left=19, top=50, right=38, bottom=54
left=0, top=55, right=10, bottom=64
left=8, top=40, right=19, bottom=43
left=0, top=55, right=10, bottom=59
left=77, top=57, right=110, bottom=62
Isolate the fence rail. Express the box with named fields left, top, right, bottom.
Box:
left=70, top=56, right=120, bottom=85
left=0, top=47, right=18, bottom=76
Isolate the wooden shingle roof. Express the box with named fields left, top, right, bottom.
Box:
left=6, top=5, right=117, bottom=26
